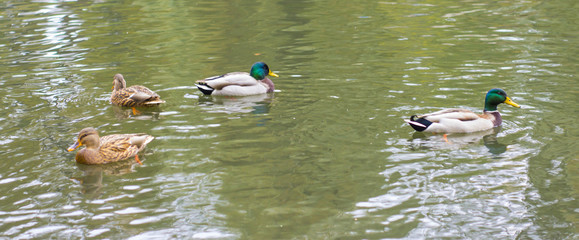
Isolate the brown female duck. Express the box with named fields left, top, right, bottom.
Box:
left=111, top=73, right=165, bottom=114
left=67, top=127, right=154, bottom=165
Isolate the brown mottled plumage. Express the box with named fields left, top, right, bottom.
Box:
left=67, top=127, right=154, bottom=165
left=111, top=73, right=165, bottom=107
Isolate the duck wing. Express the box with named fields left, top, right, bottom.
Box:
left=98, top=134, right=153, bottom=161
left=125, top=86, right=165, bottom=105
left=416, top=108, right=480, bottom=122
left=197, top=72, right=258, bottom=90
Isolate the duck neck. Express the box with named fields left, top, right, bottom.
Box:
left=483, top=101, right=499, bottom=111
left=113, top=79, right=126, bottom=91
left=483, top=110, right=502, bottom=127
left=76, top=148, right=97, bottom=164
left=84, top=137, right=101, bottom=151
left=261, top=78, right=275, bottom=93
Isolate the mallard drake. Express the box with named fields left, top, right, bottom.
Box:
left=195, top=62, right=279, bottom=96
left=67, top=127, right=154, bottom=165
left=405, top=88, right=520, bottom=133
left=111, top=74, right=165, bottom=113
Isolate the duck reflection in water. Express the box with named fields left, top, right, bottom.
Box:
left=409, top=127, right=507, bottom=155
left=111, top=105, right=162, bottom=120
left=198, top=93, right=274, bottom=117
left=481, top=128, right=508, bottom=155
left=71, top=161, right=135, bottom=199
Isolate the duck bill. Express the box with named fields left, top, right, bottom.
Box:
left=504, top=97, right=520, bottom=108
left=268, top=70, right=279, bottom=77
left=67, top=140, right=82, bottom=152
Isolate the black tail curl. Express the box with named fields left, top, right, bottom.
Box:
left=410, top=115, right=418, bottom=121
left=195, top=83, right=215, bottom=95
left=408, top=115, right=433, bottom=132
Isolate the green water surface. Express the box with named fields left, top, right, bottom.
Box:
left=0, top=0, right=577, bottom=239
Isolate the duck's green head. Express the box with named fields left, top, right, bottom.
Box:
left=250, top=62, right=279, bottom=80
left=484, top=88, right=520, bottom=111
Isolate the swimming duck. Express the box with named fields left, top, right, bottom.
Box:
left=111, top=74, right=165, bottom=113
left=405, top=88, right=520, bottom=133
left=195, top=62, right=279, bottom=96
left=67, top=127, right=154, bottom=165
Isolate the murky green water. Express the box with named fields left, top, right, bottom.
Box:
left=1, top=0, right=577, bottom=239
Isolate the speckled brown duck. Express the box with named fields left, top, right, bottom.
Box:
left=110, top=73, right=165, bottom=114
left=67, top=127, right=154, bottom=165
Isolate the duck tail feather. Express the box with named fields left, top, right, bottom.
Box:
left=195, top=83, right=214, bottom=95
left=406, top=116, right=432, bottom=132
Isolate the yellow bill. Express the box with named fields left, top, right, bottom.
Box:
left=67, top=140, right=81, bottom=152
left=504, top=97, right=520, bottom=108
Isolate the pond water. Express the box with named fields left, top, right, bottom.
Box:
left=0, top=0, right=577, bottom=239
